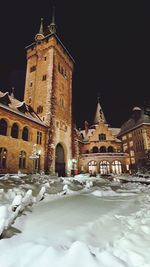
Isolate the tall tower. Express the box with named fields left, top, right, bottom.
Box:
left=24, top=10, right=74, bottom=175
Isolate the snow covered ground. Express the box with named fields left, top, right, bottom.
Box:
left=0, top=173, right=150, bottom=267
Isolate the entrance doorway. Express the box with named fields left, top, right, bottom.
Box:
left=55, top=143, right=65, bottom=177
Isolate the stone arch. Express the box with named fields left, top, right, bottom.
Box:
left=22, top=126, right=29, bottom=141
left=11, top=123, right=19, bottom=138
left=112, top=160, right=122, bottom=174
left=55, top=143, right=66, bottom=177
left=92, top=146, right=99, bottom=153
left=100, top=146, right=107, bottom=153
left=0, top=119, right=7, bottom=136
left=100, top=161, right=110, bottom=174
left=107, top=146, right=114, bottom=152
left=88, top=160, right=97, bottom=175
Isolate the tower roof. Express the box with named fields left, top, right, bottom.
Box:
left=94, top=98, right=107, bottom=124
left=48, top=6, right=56, bottom=34
left=35, top=18, right=44, bottom=41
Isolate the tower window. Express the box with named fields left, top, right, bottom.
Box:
left=42, top=75, right=47, bottom=81
left=37, top=105, right=43, bottom=114
left=44, top=57, right=47, bottom=61
left=30, top=65, right=36, bottom=72
left=30, top=82, right=33, bottom=87
left=0, top=119, right=7, bottom=136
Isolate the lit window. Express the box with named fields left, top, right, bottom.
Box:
left=19, top=151, right=26, bottom=169
left=0, top=147, right=7, bottom=169
left=37, top=131, right=42, bottom=145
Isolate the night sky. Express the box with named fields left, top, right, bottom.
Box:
left=0, top=0, right=150, bottom=128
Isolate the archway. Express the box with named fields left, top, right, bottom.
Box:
left=55, top=143, right=65, bottom=177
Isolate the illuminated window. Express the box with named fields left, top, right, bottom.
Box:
left=0, top=119, right=7, bottom=136
left=19, top=151, right=26, bottom=169
left=0, top=147, right=7, bottom=169
left=112, top=160, right=122, bottom=174
left=37, top=131, right=42, bottom=145
left=100, top=161, right=110, bottom=174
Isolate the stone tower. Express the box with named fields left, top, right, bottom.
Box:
left=24, top=10, right=74, bottom=175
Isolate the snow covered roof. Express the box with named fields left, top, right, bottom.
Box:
left=0, top=91, right=46, bottom=127
left=118, top=107, right=150, bottom=136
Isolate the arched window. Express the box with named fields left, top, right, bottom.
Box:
left=22, top=127, right=28, bottom=141
left=92, top=146, right=98, bottom=153
left=108, top=146, right=114, bottom=152
left=0, top=119, right=7, bottom=136
left=100, top=146, right=107, bottom=153
left=112, top=160, right=122, bottom=174
left=88, top=160, right=97, bottom=175
left=0, top=147, right=7, bottom=168
left=100, top=161, right=110, bottom=174
left=19, top=151, right=26, bottom=169
left=11, top=123, right=19, bottom=138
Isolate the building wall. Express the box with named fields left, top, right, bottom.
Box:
left=0, top=108, right=47, bottom=174
left=24, top=35, right=74, bottom=174
left=120, top=125, right=150, bottom=169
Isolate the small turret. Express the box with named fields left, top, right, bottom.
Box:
left=48, top=6, right=56, bottom=34
left=35, top=18, right=44, bottom=41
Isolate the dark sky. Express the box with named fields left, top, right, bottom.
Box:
left=0, top=0, right=150, bottom=128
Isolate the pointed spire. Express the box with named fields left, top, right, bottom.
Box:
left=94, top=97, right=107, bottom=124
left=39, top=18, right=44, bottom=35
left=35, top=18, right=44, bottom=41
left=11, top=87, right=15, bottom=98
left=49, top=6, right=56, bottom=34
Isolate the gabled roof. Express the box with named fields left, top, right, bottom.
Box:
left=118, top=107, right=150, bottom=137
left=0, top=91, right=46, bottom=127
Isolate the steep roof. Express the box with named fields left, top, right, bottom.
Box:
left=94, top=99, right=107, bottom=124
left=0, top=91, right=46, bottom=127
left=118, top=107, right=150, bottom=137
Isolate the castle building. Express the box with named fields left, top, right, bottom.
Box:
left=0, top=11, right=74, bottom=175
left=78, top=99, right=130, bottom=175
left=118, top=106, right=150, bottom=171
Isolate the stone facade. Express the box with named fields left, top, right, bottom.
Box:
left=0, top=17, right=74, bottom=176
left=0, top=96, right=47, bottom=174
left=118, top=107, right=150, bottom=171
left=77, top=101, right=130, bottom=175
